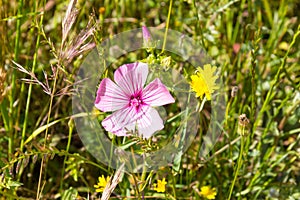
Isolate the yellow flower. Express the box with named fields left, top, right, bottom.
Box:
left=190, top=64, right=219, bottom=100
left=94, top=175, right=110, bottom=193
left=153, top=178, right=167, bottom=192
left=199, top=186, right=217, bottom=199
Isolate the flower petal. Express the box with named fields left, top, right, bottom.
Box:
left=142, top=78, right=175, bottom=106
left=95, top=78, right=129, bottom=112
left=136, top=106, right=164, bottom=138
left=114, top=62, right=148, bottom=96
left=101, top=107, right=140, bottom=136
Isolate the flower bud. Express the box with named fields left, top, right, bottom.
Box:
left=142, top=26, right=152, bottom=47
left=231, top=86, right=238, bottom=97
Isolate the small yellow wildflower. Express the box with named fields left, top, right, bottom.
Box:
left=199, top=186, right=217, bottom=199
left=94, top=175, right=110, bottom=193
left=99, top=7, right=105, bottom=14
left=190, top=64, right=219, bottom=100
left=153, top=178, right=167, bottom=192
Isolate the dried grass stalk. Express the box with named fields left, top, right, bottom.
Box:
left=101, top=163, right=125, bottom=200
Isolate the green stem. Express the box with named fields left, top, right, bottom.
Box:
left=138, top=154, right=147, bottom=198
left=227, top=130, right=245, bottom=200
left=20, top=2, right=44, bottom=152
left=140, top=162, right=147, bottom=188
left=36, top=60, right=59, bottom=200
left=132, top=173, right=141, bottom=199
left=225, top=96, right=233, bottom=125
left=1, top=150, right=108, bottom=173
left=140, top=170, right=154, bottom=192
left=172, top=174, right=177, bottom=198
left=161, top=0, right=173, bottom=53
left=9, top=0, right=23, bottom=161
left=59, top=119, right=74, bottom=191
left=252, top=25, right=300, bottom=135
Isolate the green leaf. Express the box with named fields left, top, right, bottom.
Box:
left=24, top=119, right=62, bottom=145
left=0, top=99, right=9, bottom=131
left=61, top=187, right=78, bottom=200
left=172, top=150, right=183, bottom=172
left=119, top=140, right=137, bottom=150
left=7, top=179, right=23, bottom=189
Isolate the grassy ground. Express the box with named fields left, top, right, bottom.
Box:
left=0, top=0, right=300, bottom=199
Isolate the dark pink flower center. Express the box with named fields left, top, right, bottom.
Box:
left=129, top=94, right=143, bottom=111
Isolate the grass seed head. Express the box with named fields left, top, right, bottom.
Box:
left=0, top=67, right=7, bottom=103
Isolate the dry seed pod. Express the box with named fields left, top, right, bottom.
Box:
left=231, top=86, right=238, bottom=97
left=16, top=160, right=22, bottom=174
left=33, top=154, right=38, bottom=164
left=239, top=114, right=250, bottom=127
left=238, top=113, right=250, bottom=136
left=23, top=156, right=30, bottom=168
left=50, top=153, right=55, bottom=160
left=1, top=173, right=5, bottom=182
left=43, top=153, right=48, bottom=160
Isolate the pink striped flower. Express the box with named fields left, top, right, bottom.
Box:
left=95, top=62, right=175, bottom=138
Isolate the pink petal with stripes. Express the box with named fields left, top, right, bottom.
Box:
left=114, top=62, right=148, bottom=96
left=95, top=78, right=129, bottom=112
left=142, top=78, right=175, bottom=106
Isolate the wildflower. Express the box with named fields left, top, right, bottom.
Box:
left=190, top=64, right=219, bottom=100
left=94, top=175, right=110, bottom=193
left=153, top=178, right=167, bottom=192
left=99, top=7, right=105, bottom=14
left=94, top=62, right=175, bottom=138
left=199, top=186, right=217, bottom=199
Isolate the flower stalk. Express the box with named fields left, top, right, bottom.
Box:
left=227, top=114, right=249, bottom=200
left=227, top=135, right=244, bottom=200
left=162, top=0, right=173, bottom=53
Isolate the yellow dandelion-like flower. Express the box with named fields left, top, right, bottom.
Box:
left=199, top=186, right=217, bottom=199
left=153, top=178, right=167, bottom=193
left=94, top=175, right=110, bottom=193
left=190, top=64, right=219, bottom=100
